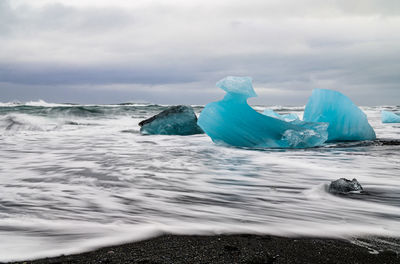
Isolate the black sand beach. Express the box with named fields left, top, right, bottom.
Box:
left=7, top=234, right=399, bottom=264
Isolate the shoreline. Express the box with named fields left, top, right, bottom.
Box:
left=6, top=234, right=400, bottom=264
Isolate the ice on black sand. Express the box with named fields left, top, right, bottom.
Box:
left=329, top=178, right=363, bottom=194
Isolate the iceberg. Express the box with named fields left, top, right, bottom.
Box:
left=139, top=105, right=204, bottom=135
left=197, top=76, right=328, bottom=148
left=381, top=110, right=400, bottom=123
left=303, top=89, right=376, bottom=141
left=263, top=109, right=300, bottom=122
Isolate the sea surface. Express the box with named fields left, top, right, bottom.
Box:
left=0, top=101, right=399, bottom=261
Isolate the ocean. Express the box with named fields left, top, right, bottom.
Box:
left=0, top=101, right=399, bottom=261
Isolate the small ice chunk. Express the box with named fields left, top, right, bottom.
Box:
left=328, top=178, right=363, bottom=194
left=263, top=109, right=281, bottom=118
left=282, top=122, right=329, bottom=148
left=303, top=89, right=376, bottom=141
left=139, top=105, right=204, bottom=135
left=281, top=113, right=300, bottom=122
left=381, top=110, right=400, bottom=123
left=263, top=109, right=299, bottom=122
left=198, top=77, right=328, bottom=148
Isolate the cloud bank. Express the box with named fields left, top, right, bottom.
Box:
left=1, top=0, right=399, bottom=105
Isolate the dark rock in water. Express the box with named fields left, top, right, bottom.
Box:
left=377, top=139, right=400, bottom=146
left=327, top=139, right=400, bottom=148
left=329, top=178, right=363, bottom=194
left=138, top=105, right=204, bottom=135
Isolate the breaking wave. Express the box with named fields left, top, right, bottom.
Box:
left=0, top=114, right=59, bottom=132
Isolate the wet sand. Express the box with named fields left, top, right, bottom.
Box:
left=6, top=234, right=400, bottom=264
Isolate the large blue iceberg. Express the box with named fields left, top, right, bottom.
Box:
left=381, top=110, right=400, bottom=123
left=303, top=89, right=376, bottom=141
left=197, top=77, right=328, bottom=148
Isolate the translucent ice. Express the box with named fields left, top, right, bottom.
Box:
left=381, top=110, right=400, bottom=123
left=303, top=89, right=376, bottom=141
left=216, top=76, right=257, bottom=98
left=139, top=105, right=204, bottom=135
left=197, top=77, right=328, bottom=148
left=263, top=109, right=300, bottom=122
left=262, top=109, right=280, bottom=119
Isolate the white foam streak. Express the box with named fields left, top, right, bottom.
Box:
left=0, top=113, right=61, bottom=133
left=0, top=105, right=399, bottom=260
left=1, top=219, right=398, bottom=262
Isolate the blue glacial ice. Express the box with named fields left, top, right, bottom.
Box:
left=303, top=89, right=376, bottom=141
left=139, top=105, right=204, bottom=135
left=197, top=76, right=328, bottom=148
left=263, top=109, right=300, bottom=122
left=381, top=110, right=400, bottom=123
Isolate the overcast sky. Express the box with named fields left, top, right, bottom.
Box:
left=1, top=0, right=399, bottom=105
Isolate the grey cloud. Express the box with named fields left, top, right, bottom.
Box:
left=0, top=0, right=399, bottom=105
left=334, top=0, right=400, bottom=16
left=1, top=1, right=134, bottom=37
left=0, top=63, right=199, bottom=85
left=0, top=82, right=221, bottom=105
